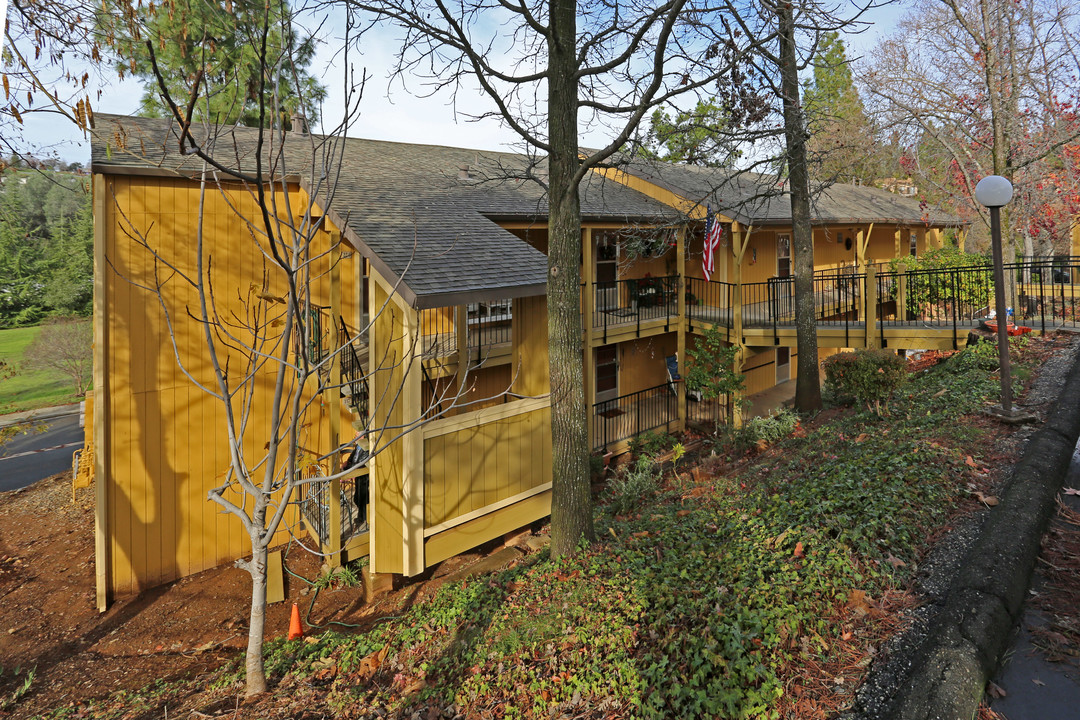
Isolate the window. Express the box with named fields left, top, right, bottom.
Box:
left=909, top=233, right=918, bottom=257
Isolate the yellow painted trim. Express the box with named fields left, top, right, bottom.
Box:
left=93, top=174, right=110, bottom=612
left=327, top=232, right=343, bottom=566
left=675, top=224, right=688, bottom=430
left=593, top=167, right=723, bottom=222
left=424, top=490, right=552, bottom=568
left=402, top=305, right=425, bottom=576
left=343, top=531, right=369, bottom=560
left=423, top=481, right=553, bottom=537
left=423, top=396, right=551, bottom=439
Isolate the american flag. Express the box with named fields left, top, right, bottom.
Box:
left=703, top=206, right=724, bottom=282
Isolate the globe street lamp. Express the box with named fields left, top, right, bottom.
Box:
left=974, top=175, right=1015, bottom=417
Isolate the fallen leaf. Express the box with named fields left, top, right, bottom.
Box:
left=1064, top=487, right=1080, bottom=496
left=987, top=681, right=1007, bottom=698
left=965, top=455, right=978, bottom=468
left=632, top=531, right=651, bottom=538
left=855, top=433, right=869, bottom=443
left=793, top=542, right=805, bottom=559
left=847, top=590, right=871, bottom=617
left=975, top=491, right=1000, bottom=507
left=676, top=509, right=692, bottom=517
left=1033, top=678, right=1046, bottom=686
left=885, top=553, right=906, bottom=569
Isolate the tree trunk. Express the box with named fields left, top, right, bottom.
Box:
left=546, top=0, right=594, bottom=557
left=777, top=1, right=821, bottom=413
left=245, top=543, right=269, bottom=696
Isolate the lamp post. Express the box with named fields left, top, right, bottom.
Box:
left=974, top=175, right=1014, bottom=416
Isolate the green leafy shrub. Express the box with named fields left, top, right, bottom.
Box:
left=888, top=246, right=992, bottom=318
left=823, top=348, right=909, bottom=414
left=739, top=409, right=800, bottom=447
left=950, top=334, right=1031, bottom=374
left=628, top=429, right=676, bottom=458
left=607, top=456, right=661, bottom=514
left=685, top=326, right=747, bottom=434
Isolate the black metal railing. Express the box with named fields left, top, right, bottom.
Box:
left=419, top=307, right=458, bottom=359
left=592, top=275, right=679, bottom=338
left=1012, top=259, right=1080, bottom=332
left=877, top=264, right=993, bottom=329
left=337, top=317, right=369, bottom=419
left=591, top=382, right=678, bottom=451
left=810, top=270, right=864, bottom=326
left=686, top=278, right=735, bottom=331
left=741, top=277, right=795, bottom=328
left=467, top=301, right=513, bottom=350
left=298, top=469, right=368, bottom=546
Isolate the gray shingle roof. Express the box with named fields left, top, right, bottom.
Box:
left=90, top=114, right=677, bottom=308
left=615, top=160, right=965, bottom=228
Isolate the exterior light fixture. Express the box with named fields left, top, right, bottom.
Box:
left=975, top=175, right=1017, bottom=418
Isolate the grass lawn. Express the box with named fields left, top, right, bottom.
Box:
left=0, top=326, right=84, bottom=414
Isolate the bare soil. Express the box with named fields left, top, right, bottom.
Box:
left=1, top=333, right=1078, bottom=719
left=0, top=473, right=499, bottom=718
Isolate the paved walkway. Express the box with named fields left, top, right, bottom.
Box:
left=0, top=402, right=82, bottom=429
left=989, top=443, right=1080, bottom=719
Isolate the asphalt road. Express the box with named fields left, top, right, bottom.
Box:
left=0, top=415, right=84, bottom=492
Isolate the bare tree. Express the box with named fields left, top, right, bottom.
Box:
left=90, top=4, right=508, bottom=697
left=862, top=0, right=1080, bottom=257
left=340, top=0, right=799, bottom=556
left=23, top=317, right=92, bottom=395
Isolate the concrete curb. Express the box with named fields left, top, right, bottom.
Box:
left=886, top=348, right=1080, bottom=720
left=0, top=403, right=82, bottom=429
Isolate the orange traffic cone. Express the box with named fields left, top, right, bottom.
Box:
left=288, top=602, right=303, bottom=640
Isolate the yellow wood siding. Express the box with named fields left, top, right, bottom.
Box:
left=513, top=295, right=550, bottom=397
left=368, top=277, right=406, bottom=575
left=99, top=175, right=347, bottom=595
left=618, top=334, right=677, bottom=396
left=422, top=404, right=552, bottom=528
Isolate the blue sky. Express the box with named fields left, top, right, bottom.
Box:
left=9, top=2, right=907, bottom=164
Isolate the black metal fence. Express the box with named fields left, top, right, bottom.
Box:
left=338, top=317, right=369, bottom=419
left=592, top=382, right=679, bottom=451
left=590, top=382, right=729, bottom=451
left=592, top=275, right=679, bottom=336
left=686, top=278, right=735, bottom=330
left=876, top=264, right=993, bottom=329
left=298, top=470, right=368, bottom=546
left=1012, top=259, right=1080, bottom=332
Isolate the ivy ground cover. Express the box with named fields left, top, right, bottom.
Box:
left=52, top=336, right=1058, bottom=720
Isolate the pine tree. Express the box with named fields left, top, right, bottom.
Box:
left=803, top=32, right=882, bottom=185
left=107, top=0, right=326, bottom=127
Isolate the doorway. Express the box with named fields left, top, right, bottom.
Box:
left=595, top=344, right=619, bottom=406
left=776, top=346, right=790, bottom=384
left=595, top=234, right=618, bottom=311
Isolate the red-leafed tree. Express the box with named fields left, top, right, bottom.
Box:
left=862, top=0, right=1080, bottom=258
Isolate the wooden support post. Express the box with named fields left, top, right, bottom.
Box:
left=865, top=265, right=879, bottom=349
left=897, top=261, right=909, bottom=323
left=326, top=232, right=343, bottom=567
left=401, top=304, right=425, bottom=576
left=582, top=227, right=595, bottom=450
left=675, top=224, right=687, bottom=432
left=455, top=305, right=469, bottom=376
left=731, top=344, right=746, bottom=429
left=93, top=174, right=111, bottom=612
left=856, top=222, right=874, bottom=274
left=731, top=222, right=748, bottom=345
left=894, top=228, right=902, bottom=258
